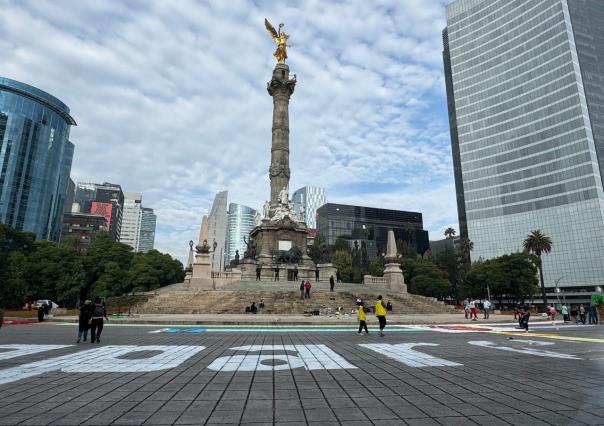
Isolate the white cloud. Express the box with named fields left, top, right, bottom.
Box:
left=0, top=0, right=458, bottom=263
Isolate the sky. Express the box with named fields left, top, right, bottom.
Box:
left=0, top=0, right=456, bottom=263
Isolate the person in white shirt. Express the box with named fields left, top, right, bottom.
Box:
left=469, top=299, right=477, bottom=320
left=483, top=300, right=492, bottom=319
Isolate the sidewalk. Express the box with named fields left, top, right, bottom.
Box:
left=38, top=313, right=554, bottom=326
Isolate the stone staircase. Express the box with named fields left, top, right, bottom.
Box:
left=140, top=280, right=456, bottom=315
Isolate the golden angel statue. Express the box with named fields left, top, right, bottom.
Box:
left=265, top=18, right=289, bottom=64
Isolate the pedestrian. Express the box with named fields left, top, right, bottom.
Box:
left=469, top=299, right=478, bottom=321
left=588, top=303, right=599, bottom=324
left=315, top=268, right=320, bottom=281
left=561, top=304, right=569, bottom=322
left=250, top=302, right=257, bottom=314
left=329, top=275, right=335, bottom=292
left=357, top=301, right=369, bottom=335
left=90, top=298, right=108, bottom=343
left=519, top=306, right=530, bottom=332
left=547, top=305, right=557, bottom=322
left=77, top=300, right=92, bottom=343
left=386, top=300, right=393, bottom=312
left=256, top=266, right=261, bottom=281
left=483, top=299, right=491, bottom=319
left=336, top=270, right=341, bottom=283
left=299, top=280, right=305, bottom=300
left=259, top=298, right=265, bottom=309
left=463, top=298, right=469, bottom=319
left=578, top=304, right=586, bottom=324
left=274, top=267, right=279, bottom=281
left=375, top=295, right=387, bottom=337
left=305, top=280, right=312, bottom=298
left=293, top=266, right=298, bottom=281
left=37, top=303, right=45, bottom=322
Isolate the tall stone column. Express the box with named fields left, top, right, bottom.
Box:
left=267, top=63, right=296, bottom=211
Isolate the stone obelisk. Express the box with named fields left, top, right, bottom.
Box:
left=267, top=64, right=296, bottom=214
left=383, top=230, right=407, bottom=293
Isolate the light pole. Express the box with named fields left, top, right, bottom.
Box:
left=554, top=277, right=563, bottom=308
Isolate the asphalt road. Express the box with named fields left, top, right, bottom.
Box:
left=0, top=321, right=603, bottom=426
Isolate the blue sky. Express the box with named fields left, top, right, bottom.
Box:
left=0, top=0, right=456, bottom=263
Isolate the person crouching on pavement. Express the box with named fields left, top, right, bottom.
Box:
left=77, top=300, right=92, bottom=343
left=90, top=298, right=108, bottom=343
left=357, top=301, right=369, bottom=335
left=519, top=306, right=530, bottom=333
left=375, top=295, right=387, bottom=337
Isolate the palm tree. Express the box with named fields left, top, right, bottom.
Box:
left=458, top=238, right=473, bottom=265
left=523, top=230, right=553, bottom=309
left=444, top=227, right=456, bottom=239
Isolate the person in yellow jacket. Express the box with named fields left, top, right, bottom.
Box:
left=357, top=301, right=369, bottom=335
left=375, top=294, right=387, bottom=336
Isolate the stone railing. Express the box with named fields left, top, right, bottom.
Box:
left=212, top=269, right=242, bottom=288
left=363, top=275, right=387, bottom=285
left=211, top=271, right=234, bottom=279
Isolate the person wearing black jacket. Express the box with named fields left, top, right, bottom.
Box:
left=77, top=300, right=92, bottom=343
left=90, top=298, right=108, bottom=343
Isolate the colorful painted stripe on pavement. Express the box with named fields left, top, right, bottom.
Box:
left=148, top=326, right=423, bottom=333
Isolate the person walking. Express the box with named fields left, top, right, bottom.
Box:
left=357, top=301, right=369, bottom=335
left=469, top=299, right=478, bottom=321
left=329, top=275, right=335, bottom=292
left=483, top=299, right=491, bottom=319
left=304, top=280, right=312, bottom=299
left=375, top=295, right=387, bottom=337
left=578, top=304, right=586, bottom=324
left=561, top=304, right=569, bottom=322
left=77, top=300, right=92, bottom=343
left=519, top=306, right=530, bottom=332
left=547, top=305, right=557, bottom=322
left=299, top=280, right=305, bottom=300
left=90, top=298, right=108, bottom=343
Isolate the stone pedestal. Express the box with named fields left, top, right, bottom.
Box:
left=239, top=259, right=258, bottom=281
left=190, top=253, right=213, bottom=289
left=317, top=263, right=337, bottom=282
left=383, top=262, right=407, bottom=293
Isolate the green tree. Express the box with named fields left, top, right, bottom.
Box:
left=332, top=250, right=353, bottom=282
left=82, top=235, right=134, bottom=296
left=333, top=237, right=350, bottom=253
left=368, top=255, right=385, bottom=277
left=307, top=233, right=327, bottom=264
left=435, top=245, right=459, bottom=301
left=444, top=227, right=456, bottom=239
left=0, top=252, right=29, bottom=308
left=91, top=261, right=129, bottom=298
left=523, top=230, right=552, bottom=308
left=401, top=258, right=451, bottom=298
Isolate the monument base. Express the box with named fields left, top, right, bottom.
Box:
left=317, top=263, right=337, bottom=282
left=190, top=252, right=213, bottom=290
left=383, top=262, right=407, bottom=293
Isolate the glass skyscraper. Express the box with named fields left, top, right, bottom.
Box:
left=225, top=202, right=257, bottom=266
left=138, top=207, right=156, bottom=253
left=292, top=186, right=326, bottom=228
left=444, top=0, right=604, bottom=291
left=0, top=77, right=76, bottom=241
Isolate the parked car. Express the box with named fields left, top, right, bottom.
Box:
left=35, top=300, right=58, bottom=309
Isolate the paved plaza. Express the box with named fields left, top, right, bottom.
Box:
left=0, top=321, right=603, bottom=426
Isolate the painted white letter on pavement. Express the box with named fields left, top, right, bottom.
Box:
left=0, top=345, right=71, bottom=361
left=0, top=345, right=205, bottom=385
left=208, top=344, right=357, bottom=371
left=468, top=341, right=580, bottom=359
left=359, top=343, right=462, bottom=367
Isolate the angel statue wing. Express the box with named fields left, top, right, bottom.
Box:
left=265, top=18, right=279, bottom=41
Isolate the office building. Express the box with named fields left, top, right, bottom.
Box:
left=225, top=203, right=257, bottom=265
left=444, top=0, right=604, bottom=291
left=292, top=186, right=326, bottom=228
left=61, top=212, right=106, bottom=247
left=0, top=77, right=76, bottom=241
left=207, top=191, right=228, bottom=270
left=73, top=182, right=96, bottom=214
left=93, top=182, right=124, bottom=241
left=316, top=203, right=429, bottom=260
left=138, top=207, right=156, bottom=253
left=120, top=192, right=142, bottom=251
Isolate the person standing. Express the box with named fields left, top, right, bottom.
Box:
left=77, top=300, right=92, bottom=343
left=483, top=299, right=491, bottom=319
left=547, top=305, right=557, bottom=322
left=256, top=266, right=262, bottom=281
left=336, top=270, right=341, bottom=283
left=561, top=304, right=569, bottom=322
left=588, top=303, right=598, bottom=324
left=329, top=275, right=335, bottom=292
left=293, top=265, right=298, bottom=281
left=299, top=280, right=305, bottom=300
left=375, top=295, right=387, bottom=337
left=315, top=268, right=320, bottom=281
left=469, top=299, right=478, bottom=321
left=519, top=306, right=530, bottom=332
left=357, top=302, right=368, bottom=335
left=463, top=298, right=469, bottom=319
left=305, top=280, right=312, bottom=299
left=274, top=267, right=279, bottom=281
left=90, top=298, right=108, bottom=343
left=578, top=304, right=586, bottom=324
left=37, top=303, right=45, bottom=322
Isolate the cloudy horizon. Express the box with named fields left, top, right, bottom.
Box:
left=0, top=0, right=456, bottom=263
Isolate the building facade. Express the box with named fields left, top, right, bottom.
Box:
left=316, top=203, right=430, bottom=261
left=444, top=0, right=604, bottom=291
left=0, top=77, right=76, bottom=241
left=61, top=212, right=106, bottom=247
left=292, top=186, right=326, bottom=229
left=138, top=207, right=156, bottom=253
left=93, top=182, right=124, bottom=241
left=120, top=192, right=142, bottom=251
left=207, top=191, right=228, bottom=271
left=225, top=202, right=257, bottom=266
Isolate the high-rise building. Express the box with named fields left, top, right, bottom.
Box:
left=225, top=203, right=257, bottom=266
left=316, top=203, right=430, bottom=260
left=64, top=178, right=75, bottom=214
left=207, top=191, right=228, bottom=270
left=73, top=182, right=96, bottom=214
left=0, top=77, right=76, bottom=241
left=120, top=192, right=142, bottom=251
left=93, top=182, right=124, bottom=241
left=444, top=0, right=604, bottom=291
left=61, top=212, right=106, bottom=247
left=138, top=207, right=156, bottom=253
left=292, top=186, right=326, bottom=228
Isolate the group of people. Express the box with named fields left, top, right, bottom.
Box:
left=77, top=298, right=108, bottom=343
left=551, top=303, right=598, bottom=324
left=356, top=295, right=390, bottom=336
left=463, top=298, right=492, bottom=320
left=299, top=280, right=312, bottom=299
left=245, top=299, right=265, bottom=314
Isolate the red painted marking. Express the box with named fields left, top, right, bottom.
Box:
left=429, top=325, right=491, bottom=332
left=2, top=320, right=38, bottom=326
